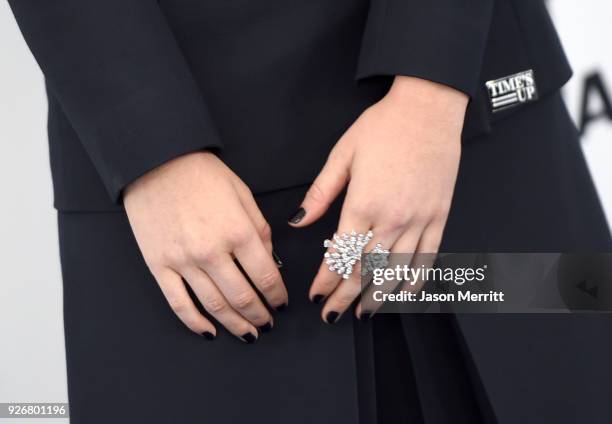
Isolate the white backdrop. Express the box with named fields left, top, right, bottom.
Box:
left=550, top=0, right=612, bottom=231
left=0, top=1, right=67, bottom=423
left=0, top=2, right=610, bottom=423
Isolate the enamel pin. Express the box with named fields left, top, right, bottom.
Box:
left=486, top=69, right=538, bottom=113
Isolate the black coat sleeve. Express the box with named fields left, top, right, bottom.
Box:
left=357, top=0, right=495, bottom=98
left=8, top=0, right=223, bottom=203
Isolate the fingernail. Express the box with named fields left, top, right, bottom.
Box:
left=202, top=331, right=216, bottom=340
left=326, top=311, right=340, bottom=324
left=360, top=312, right=372, bottom=321
left=272, top=250, right=284, bottom=268
left=275, top=303, right=288, bottom=312
left=258, top=322, right=273, bottom=333
left=312, top=294, right=325, bottom=304
left=241, top=333, right=257, bottom=344
left=288, top=207, right=306, bottom=224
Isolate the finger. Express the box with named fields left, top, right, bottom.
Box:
left=309, top=259, right=341, bottom=305
left=201, top=254, right=273, bottom=329
left=397, top=221, right=445, bottom=295
left=234, top=236, right=289, bottom=311
left=322, top=227, right=400, bottom=323
left=310, top=201, right=374, bottom=319
left=182, top=267, right=260, bottom=342
left=415, top=221, right=445, bottom=254
left=152, top=267, right=216, bottom=338
left=234, top=180, right=274, bottom=253
left=320, top=270, right=360, bottom=324
left=388, top=226, right=443, bottom=314
left=234, top=182, right=283, bottom=267
left=392, top=223, right=445, bottom=308
left=288, top=146, right=351, bottom=227
left=308, top=209, right=370, bottom=305
left=356, top=228, right=422, bottom=319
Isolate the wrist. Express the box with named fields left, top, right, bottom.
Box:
left=124, top=150, right=214, bottom=200
left=384, top=76, right=469, bottom=125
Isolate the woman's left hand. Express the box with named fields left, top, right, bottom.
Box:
left=288, top=76, right=468, bottom=323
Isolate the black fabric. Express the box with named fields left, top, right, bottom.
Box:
left=57, top=189, right=488, bottom=424
left=357, top=0, right=495, bottom=98
left=57, top=92, right=612, bottom=423
left=9, top=0, right=571, bottom=210
left=59, top=186, right=367, bottom=424
left=9, top=0, right=223, bottom=204
left=443, top=93, right=611, bottom=253
left=397, top=315, right=492, bottom=424
left=444, top=92, right=612, bottom=424
left=11, top=0, right=609, bottom=421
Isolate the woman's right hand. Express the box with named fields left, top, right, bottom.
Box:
left=123, top=151, right=287, bottom=343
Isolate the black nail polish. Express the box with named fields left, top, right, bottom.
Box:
left=275, top=303, right=288, bottom=312
left=288, top=207, right=306, bottom=224
left=326, top=311, right=340, bottom=324
left=241, top=333, right=257, bottom=344
left=258, top=322, right=273, bottom=333
left=202, top=331, right=215, bottom=340
left=312, top=294, right=325, bottom=304
left=272, top=250, right=283, bottom=268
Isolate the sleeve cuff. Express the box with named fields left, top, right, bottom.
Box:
left=71, top=76, right=223, bottom=203
left=356, top=0, right=495, bottom=98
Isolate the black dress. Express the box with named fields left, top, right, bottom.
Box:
left=57, top=92, right=611, bottom=424
left=10, top=0, right=612, bottom=422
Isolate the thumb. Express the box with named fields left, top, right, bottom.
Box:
left=288, top=148, right=351, bottom=227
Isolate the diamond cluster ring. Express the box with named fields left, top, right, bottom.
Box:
left=323, top=230, right=389, bottom=279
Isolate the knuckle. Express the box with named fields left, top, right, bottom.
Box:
left=373, top=226, right=395, bottom=242
left=146, top=261, right=166, bottom=276
left=328, top=143, right=349, bottom=164
left=238, top=181, right=253, bottom=197
left=228, top=227, right=255, bottom=247
left=182, top=315, right=200, bottom=331
left=250, top=312, right=267, bottom=324
left=436, top=204, right=451, bottom=220
left=259, top=222, right=272, bottom=241
left=306, top=183, right=327, bottom=204
left=348, top=200, right=377, bottom=220
left=160, top=249, right=188, bottom=268
left=167, top=296, right=190, bottom=314
left=384, top=208, right=411, bottom=230
left=258, top=271, right=280, bottom=292
left=412, top=212, right=430, bottom=227
left=327, top=145, right=341, bottom=161
left=419, top=201, right=450, bottom=224
left=317, top=278, right=338, bottom=293
left=336, top=285, right=360, bottom=306
left=336, top=293, right=356, bottom=307
left=430, top=213, right=447, bottom=229
left=202, top=296, right=227, bottom=314
left=191, top=246, right=218, bottom=265
left=231, top=290, right=258, bottom=309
